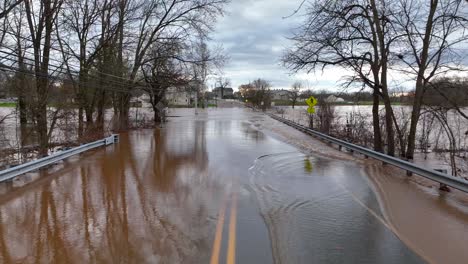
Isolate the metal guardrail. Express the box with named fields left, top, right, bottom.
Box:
left=0, top=134, right=119, bottom=183
left=269, top=114, right=468, bottom=193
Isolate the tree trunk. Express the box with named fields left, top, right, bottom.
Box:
left=372, top=90, right=383, bottom=152
left=406, top=80, right=424, bottom=159
left=370, top=0, right=395, bottom=156
left=16, top=42, right=28, bottom=125
left=117, top=93, right=130, bottom=130
left=405, top=0, right=438, bottom=160
left=36, top=81, right=48, bottom=157
left=78, top=106, right=84, bottom=138
left=96, top=90, right=106, bottom=127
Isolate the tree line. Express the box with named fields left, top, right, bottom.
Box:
left=0, top=0, right=229, bottom=157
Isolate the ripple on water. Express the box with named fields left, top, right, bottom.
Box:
left=247, top=152, right=422, bottom=264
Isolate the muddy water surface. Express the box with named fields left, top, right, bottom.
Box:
left=0, top=108, right=425, bottom=263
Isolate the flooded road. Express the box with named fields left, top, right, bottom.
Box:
left=0, top=108, right=425, bottom=263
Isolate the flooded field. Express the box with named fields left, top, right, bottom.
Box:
left=0, top=107, right=465, bottom=263
left=273, top=105, right=468, bottom=177
left=275, top=105, right=468, bottom=149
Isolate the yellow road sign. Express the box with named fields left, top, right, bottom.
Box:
left=305, top=96, right=318, bottom=114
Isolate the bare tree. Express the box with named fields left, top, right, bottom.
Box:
left=57, top=0, right=117, bottom=136
left=282, top=0, right=394, bottom=153
left=23, top=0, right=64, bottom=156
left=141, top=39, right=188, bottom=123
left=393, top=0, right=468, bottom=159
left=190, top=39, right=227, bottom=107
left=0, top=0, right=22, bottom=20
left=215, top=77, right=231, bottom=98
left=113, top=0, right=228, bottom=130
left=8, top=5, right=29, bottom=126
left=252, top=78, right=271, bottom=111
left=289, top=81, right=302, bottom=108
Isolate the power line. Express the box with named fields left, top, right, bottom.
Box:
left=0, top=30, right=144, bottom=85
left=0, top=47, right=142, bottom=90
left=0, top=48, right=170, bottom=93
left=0, top=59, right=195, bottom=96
left=0, top=57, right=135, bottom=94
left=0, top=31, right=197, bottom=96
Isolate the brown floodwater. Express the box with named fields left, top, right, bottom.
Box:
left=0, top=108, right=427, bottom=263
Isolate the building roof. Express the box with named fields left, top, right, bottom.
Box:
left=213, top=87, right=233, bottom=92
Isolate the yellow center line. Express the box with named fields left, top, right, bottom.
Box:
left=210, top=193, right=229, bottom=264
left=226, top=191, right=238, bottom=264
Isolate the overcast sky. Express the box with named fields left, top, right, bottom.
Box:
left=207, top=0, right=336, bottom=91
left=208, top=0, right=467, bottom=92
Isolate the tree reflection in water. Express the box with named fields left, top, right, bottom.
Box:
left=0, top=121, right=226, bottom=263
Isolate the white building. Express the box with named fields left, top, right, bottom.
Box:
left=325, top=95, right=345, bottom=103
left=271, top=89, right=290, bottom=100
left=165, top=86, right=196, bottom=106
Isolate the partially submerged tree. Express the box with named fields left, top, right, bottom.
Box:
left=283, top=0, right=392, bottom=154
left=283, top=0, right=468, bottom=159
left=141, top=39, right=188, bottom=122
left=252, top=78, right=271, bottom=111
left=113, top=0, right=228, bottom=130
left=23, top=0, right=64, bottom=156
left=393, top=0, right=468, bottom=159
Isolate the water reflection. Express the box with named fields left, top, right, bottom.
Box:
left=240, top=121, right=265, bottom=142
left=0, top=123, right=224, bottom=263
left=249, top=152, right=424, bottom=263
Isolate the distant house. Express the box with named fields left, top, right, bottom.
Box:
left=325, top=95, right=345, bottom=103
left=165, top=86, right=196, bottom=106
left=271, top=89, right=290, bottom=101
left=212, top=87, right=234, bottom=98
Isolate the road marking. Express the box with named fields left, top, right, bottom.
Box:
left=210, top=193, right=229, bottom=264
left=226, top=192, right=238, bottom=264
left=336, top=181, right=393, bottom=230
left=338, top=182, right=435, bottom=264
left=343, top=185, right=392, bottom=230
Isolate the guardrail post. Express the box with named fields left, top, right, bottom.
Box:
left=434, top=169, right=450, bottom=192
left=403, top=158, right=412, bottom=176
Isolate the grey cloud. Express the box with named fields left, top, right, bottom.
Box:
left=208, top=0, right=305, bottom=89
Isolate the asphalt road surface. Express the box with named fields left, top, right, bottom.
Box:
left=0, top=108, right=425, bottom=263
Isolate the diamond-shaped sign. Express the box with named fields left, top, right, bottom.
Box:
left=305, top=96, right=318, bottom=114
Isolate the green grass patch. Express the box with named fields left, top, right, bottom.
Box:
left=272, top=100, right=307, bottom=106
left=0, top=102, right=16, bottom=107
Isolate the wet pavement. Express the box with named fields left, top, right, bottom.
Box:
left=0, top=108, right=425, bottom=263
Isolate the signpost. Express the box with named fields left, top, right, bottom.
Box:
left=305, top=96, right=318, bottom=114
left=306, top=96, right=317, bottom=128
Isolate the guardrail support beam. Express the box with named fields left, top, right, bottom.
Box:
left=0, top=134, right=119, bottom=183
left=267, top=113, right=468, bottom=193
